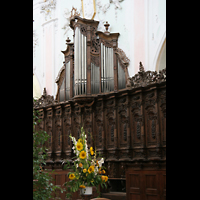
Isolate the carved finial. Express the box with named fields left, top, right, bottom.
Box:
left=43, top=88, right=47, bottom=96
left=66, top=37, right=71, bottom=44
left=139, top=62, right=145, bottom=72
left=70, top=7, right=80, bottom=19
left=104, top=21, right=110, bottom=34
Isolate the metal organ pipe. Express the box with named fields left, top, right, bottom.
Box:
left=74, top=27, right=87, bottom=96
left=74, top=27, right=78, bottom=96
left=100, top=43, right=114, bottom=93
left=118, top=61, right=126, bottom=90
left=78, top=29, right=81, bottom=94
left=91, top=62, right=99, bottom=94
left=65, top=61, right=70, bottom=100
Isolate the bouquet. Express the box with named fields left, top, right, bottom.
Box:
left=64, top=127, right=108, bottom=198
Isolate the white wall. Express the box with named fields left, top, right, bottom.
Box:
left=33, top=0, right=166, bottom=98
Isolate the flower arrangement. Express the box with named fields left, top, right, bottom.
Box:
left=64, top=127, right=108, bottom=198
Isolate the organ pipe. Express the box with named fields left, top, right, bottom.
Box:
left=74, top=27, right=87, bottom=96
left=100, top=43, right=114, bottom=93
left=118, top=61, right=126, bottom=90
left=65, top=61, right=70, bottom=100
left=57, top=17, right=129, bottom=103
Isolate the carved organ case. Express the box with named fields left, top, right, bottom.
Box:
left=55, top=16, right=130, bottom=102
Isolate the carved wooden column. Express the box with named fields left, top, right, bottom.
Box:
left=37, top=108, right=45, bottom=157
left=45, top=107, right=53, bottom=165
left=94, top=99, right=105, bottom=155
left=130, top=91, right=145, bottom=161
left=86, top=25, right=91, bottom=95
left=63, top=103, right=72, bottom=160
left=117, top=94, right=131, bottom=161
left=144, top=89, right=161, bottom=160
left=158, top=88, right=166, bottom=160
left=37, top=108, right=45, bottom=133
left=53, top=105, right=62, bottom=165
left=105, top=96, right=118, bottom=162
left=83, top=105, right=93, bottom=147
left=72, top=103, right=82, bottom=139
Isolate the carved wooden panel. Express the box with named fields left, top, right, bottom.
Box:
left=117, top=96, right=130, bottom=148
left=105, top=97, right=116, bottom=150
left=130, top=93, right=144, bottom=148
left=144, top=91, right=160, bottom=148
left=72, top=104, right=82, bottom=139
left=37, top=108, right=45, bottom=132
left=45, top=107, right=53, bottom=160
left=34, top=68, right=166, bottom=180
left=158, top=89, right=166, bottom=147
left=93, top=100, right=104, bottom=151
left=54, top=106, right=62, bottom=161
left=63, top=105, right=72, bottom=159
left=83, top=105, right=93, bottom=147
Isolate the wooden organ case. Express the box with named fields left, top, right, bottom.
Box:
left=33, top=15, right=166, bottom=200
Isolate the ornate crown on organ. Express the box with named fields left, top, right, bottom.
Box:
left=55, top=15, right=130, bottom=102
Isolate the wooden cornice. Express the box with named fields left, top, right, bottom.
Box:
left=61, top=43, right=73, bottom=56
left=96, top=31, right=120, bottom=41
left=70, top=15, right=99, bottom=30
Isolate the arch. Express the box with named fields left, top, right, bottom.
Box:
left=156, top=38, right=166, bottom=71
left=33, top=74, right=42, bottom=99
left=153, top=31, right=166, bottom=71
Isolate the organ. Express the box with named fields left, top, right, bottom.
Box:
left=34, top=14, right=166, bottom=200
left=55, top=15, right=130, bottom=102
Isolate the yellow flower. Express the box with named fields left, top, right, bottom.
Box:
left=79, top=163, right=83, bottom=168
left=76, top=142, right=83, bottom=151
left=102, top=170, right=106, bottom=174
left=83, top=168, right=87, bottom=173
left=78, top=138, right=84, bottom=144
left=79, top=151, right=87, bottom=159
left=101, top=175, right=105, bottom=181
left=88, top=166, right=95, bottom=173
left=104, top=176, right=108, bottom=182
left=90, top=147, right=94, bottom=155
left=79, top=185, right=86, bottom=188
left=69, top=173, right=75, bottom=180
left=101, top=175, right=108, bottom=182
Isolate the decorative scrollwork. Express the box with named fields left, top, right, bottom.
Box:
left=33, top=88, right=55, bottom=108
left=115, top=48, right=130, bottom=67
left=127, top=62, right=166, bottom=88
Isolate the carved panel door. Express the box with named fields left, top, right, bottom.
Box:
left=126, top=170, right=166, bottom=200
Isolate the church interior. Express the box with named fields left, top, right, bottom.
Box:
left=33, top=1, right=166, bottom=199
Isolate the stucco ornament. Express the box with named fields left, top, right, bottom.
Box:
left=40, top=0, right=56, bottom=21
left=96, top=0, right=124, bottom=27
left=62, top=7, right=81, bottom=36
left=33, top=30, right=38, bottom=57
left=62, top=8, right=71, bottom=36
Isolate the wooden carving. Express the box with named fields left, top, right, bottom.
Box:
left=54, top=106, right=62, bottom=162
left=33, top=88, right=54, bottom=108
left=127, top=62, right=166, bottom=88
left=34, top=66, right=166, bottom=198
